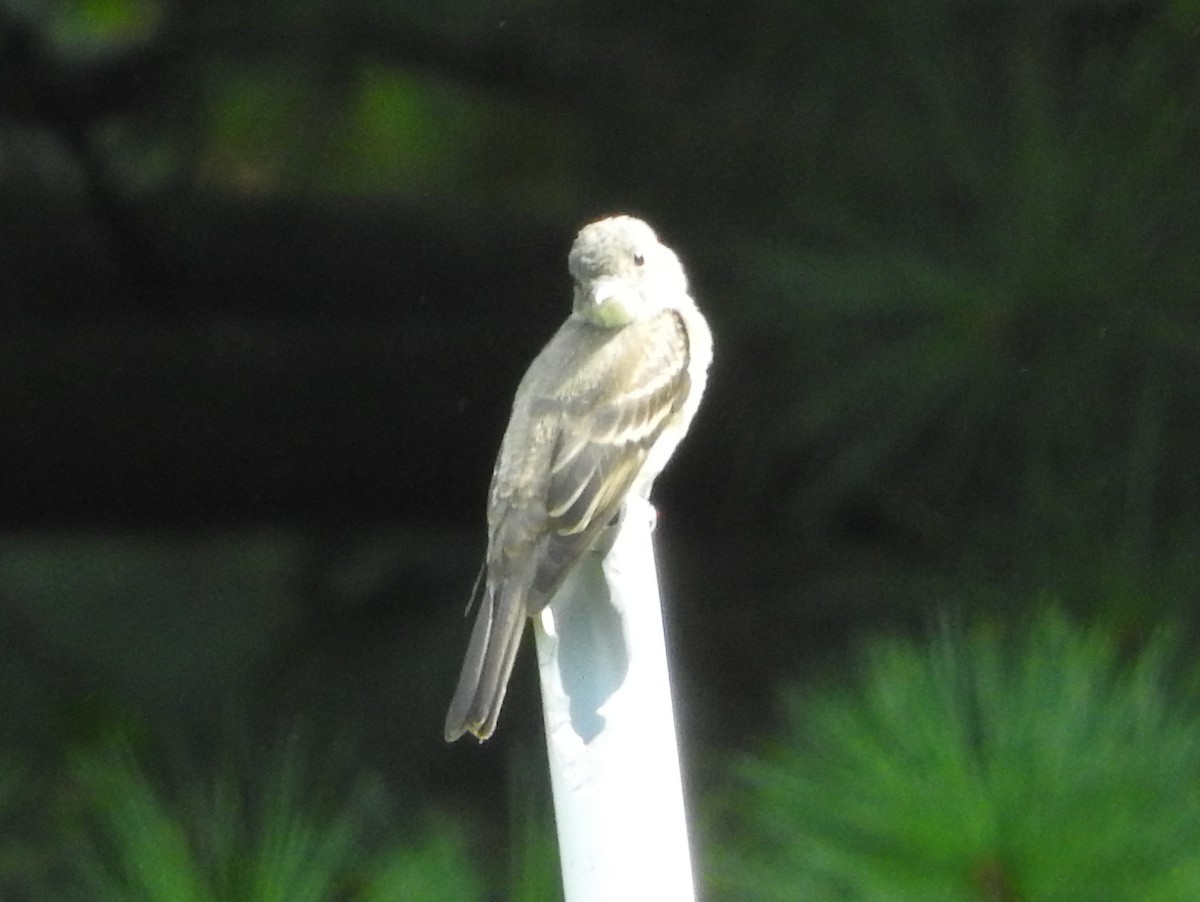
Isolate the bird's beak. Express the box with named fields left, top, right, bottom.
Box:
left=580, top=280, right=638, bottom=328
left=584, top=277, right=622, bottom=309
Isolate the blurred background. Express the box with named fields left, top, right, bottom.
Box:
left=2, top=0, right=1199, bottom=898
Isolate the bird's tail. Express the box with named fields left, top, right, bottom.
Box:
left=444, top=580, right=527, bottom=742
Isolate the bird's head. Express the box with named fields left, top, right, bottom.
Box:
left=568, top=215, right=688, bottom=327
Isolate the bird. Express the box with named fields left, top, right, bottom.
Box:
left=444, top=214, right=713, bottom=742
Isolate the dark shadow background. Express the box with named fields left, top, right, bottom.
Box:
left=1, top=0, right=1198, bottom=891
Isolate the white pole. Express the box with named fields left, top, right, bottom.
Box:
left=533, top=495, right=696, bottom=902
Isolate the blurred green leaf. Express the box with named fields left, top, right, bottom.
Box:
left=360, top=819, right=484, bottom=902
left=72, top=746, right=211, bottom=901
left=712, top=609, right=1200, bottom=900
left=64, top=737, right=487, bottom=901
left=48, top=0, right=163, bottom=52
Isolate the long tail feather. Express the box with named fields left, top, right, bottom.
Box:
left=444, top=580, right=527, bottom=742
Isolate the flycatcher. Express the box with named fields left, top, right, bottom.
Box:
left=444, top=214, right=713, bottom=742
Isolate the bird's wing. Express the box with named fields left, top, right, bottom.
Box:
left=527, top=308, right=692, bottom=608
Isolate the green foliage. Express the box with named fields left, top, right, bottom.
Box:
left=355, top=816, right=487, bottom=901
left=62, top=740, right=486, bottom=901
left=728, top=2, right=1200, bottom=623
left=43, top=0, right=162, bottom=52
left=505, top=744, right=563, bottom=902
left=0, top=533, right=298, bottom=716
left=0, top=753, right=54, bottom=897
left=711, top=610, right=1200, bottom=900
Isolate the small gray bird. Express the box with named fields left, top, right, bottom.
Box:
left=444, top=214, right=713, bottom=742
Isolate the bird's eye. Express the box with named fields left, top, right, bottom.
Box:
left=633, top=253, right=645, bottom=267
